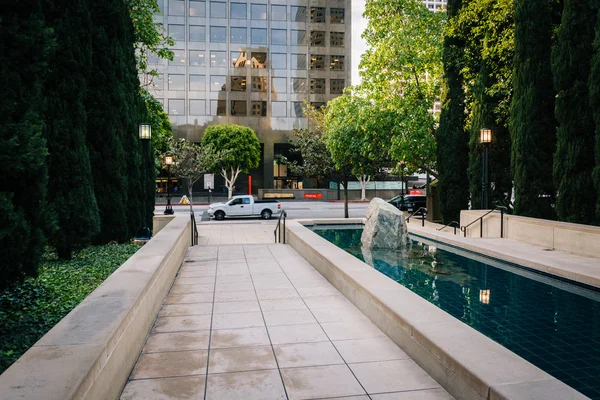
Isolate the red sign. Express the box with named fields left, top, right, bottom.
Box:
left=304, top=193, right=323, bottom=199
left=409, top=190, right=423, bottom=195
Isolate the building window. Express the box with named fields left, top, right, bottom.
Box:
left=168, top=99, right=185, bottom=115
left=148, top=52, right=161, bottom=64
left=330, top=79, right=345, bottom=94
left=251, top=101, right=267, bottom=116
left=330, top=32, right=345, bottom=47
left=272, top=5, right=286, bottom=20
left=291, top=78, right=307, bottom=93
left=271, top=29, right=286, bottom=45
left=211, top=26, right=226, bottom=42
left=311, top=102, right=326, bottom=110
left=189, top=0, right=205, bottom=17
left=291, top=6, right=307, bottom=22
left=310, top=31, right=325, bottom=47
left=150, top=73, right=163, bottom=90
left=231, top=51, right=248, bottom=67
left=310, top=78, right=325, bottom=94
left=211, top=1, right=226, bottom=18
left=310, top=7, right=325, bottom=23
left=271, top=53, right=286, bottom=69
left=189, top=50, right=205, bottom=66
left=330, top=55, right=345, bottom=71
left=251, top=28, right=267, bottom=44
left=210, top=75, right=227, bottom=91
left=251, top=76, right=268, bottom=92
left=169, top=0, right=184, bottom=16
left=171, top=49, right=186, bottom=65
left=168, top=24, right=185, bottom=42
left=272, top=102, right=287, bottom=117
left=292, top=54, right=306, bottom=70
left=231, top=100, right=247, bottom=116
left=230, top=2, right=246, bottom=18
left=190, top=99, right=206, bottom=116
left=211, top=100, right=227, bottom=115
left=251, top=52, right=267, bottom=68
left=168, top=74, right=185, bottom=90
left=231, top=76, right=247, bottom=91
left=292, top=102, right=304, bottom=117
left=291, top=30, right=307, bottom=46
left=189, top=25, right=206, bottom=42
left=310, top=55, right=325, bottom=70
left=251, top=4, right=267, bottom=19
left=230, top=27, right=247, bottom=43
left=210, top=51, right=227, bottom=67
left=330, top=8, right=345, bottom=24
left=272, top=77, right=286, bottom=93
left=189, top=75, right=206, bottom=91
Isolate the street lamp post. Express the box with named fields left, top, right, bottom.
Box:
left=480, top=128, right=492, bottom=209
left=164, top=154, right=174, bottom=215
left=135, top=123, right=152, bottom=240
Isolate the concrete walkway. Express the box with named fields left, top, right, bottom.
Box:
left=120, top=230, right=454, bottom=399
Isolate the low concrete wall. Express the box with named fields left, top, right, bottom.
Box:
left=0, top=215, right=191, bottom=400
left=286, top=220, right=586, bottom=400
left=460, top=210, right=600, bottom=259
left=153, top=214, right=176, bottom=235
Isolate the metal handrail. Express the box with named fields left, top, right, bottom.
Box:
left=460, top=206, right=507, bottom=238
left=406, top=207, right=428, bottom=227
left=190, top=211, right=198, bottom=246
left=274, top=210, right=287, bottom=243
left=438, top=220, right=460, bottom=235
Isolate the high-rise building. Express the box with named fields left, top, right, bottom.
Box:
left=422, top=0, right=446, bottom=11
left=149, top=0, right=351, bottom=192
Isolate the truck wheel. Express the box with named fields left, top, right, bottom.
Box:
left=261, top=209, right=272, bottom=220
left=214, top=211, right=225, bottom=221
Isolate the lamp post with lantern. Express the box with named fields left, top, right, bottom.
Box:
left=164, top=154, right=174, bottom=215
left=480, top=128, right=492, bottom=209
left=135, top=123, right=152, bottom=240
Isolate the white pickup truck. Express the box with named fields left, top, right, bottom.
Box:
left=207, top=195, right=283, bottom=220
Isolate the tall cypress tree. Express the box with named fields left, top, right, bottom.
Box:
left=590, top=9, right=600, bottom=222
left=509, top=0, right=557, bottom=220
left=436, top=0, right=469, bottom=223
left=551, top=0, right=599, bottom=224
left=0, top=1, right=56, bottom=287
left=44, top=0, right=101, bottom=258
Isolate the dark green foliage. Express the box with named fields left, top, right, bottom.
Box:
left=0, top=2, right=57, bottom=288
left=0, top=244, right=139, bottom=374
left=590, top=9, right=600, bottom=222
left=436, top=0, right=469, bottom=223
left=509, top=0, right=557, bottom=219
left=551, top=0, right=599, bottom=224
left=43, top=0, right=101, bottom=258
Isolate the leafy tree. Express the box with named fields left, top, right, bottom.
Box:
left=509, top=0, right=557, bottom=219
left=202, top=124, right=261, bottom=199
left=0, top=1, right=56, bottom=287
left=436, top=0, right=469, bottom=223
left=591, top=9, right=600, bottom=222
left=284, top=129, right=338, bottom=189
left=140, top=88, right=173, bottom=173
left=552, top=0, right=598, bottom=224
left=43, top=0, right=101, bottom=259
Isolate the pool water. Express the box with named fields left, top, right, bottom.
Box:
left=312, top=226, right=600, bottom=399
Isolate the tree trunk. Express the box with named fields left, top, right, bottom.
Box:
left=358, top=174, right=370, bottom=201
left=221, top=167, right=240, bottom=200
left=343, top=179, right=349, bottom=218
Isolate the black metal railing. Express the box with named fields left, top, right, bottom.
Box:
left=438, top=221, right=460, bottom=235
left=190, top=211, right=198, bottom=246
left=274, top=210, right=287, bottom=243
left=406, top=207, right=428, bottom=227
left=460, top=206, right=507, bottom=238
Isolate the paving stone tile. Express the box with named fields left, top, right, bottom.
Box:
left=169, top=284, right=214, bottom=295
left=268, top=323, right=329, bottom=345
left=179, top=269, right=217, bottom=278
left=274, top=341, right=344, bottom=368
left=263, top=309, right=317, bottom=326
left=131, top=350, right=208, bottom=379
left=174, top=276, right=215, bottom=285
left=208, top=346, right=277, bottom=374
left=311, top=307, right=370, bottom=323
left=215, top=281, right=255, bottom=292
left=143, top=331, right=210, bottom=353
left=248, top=265, right=283, bottom=274
left=333, top=337, right=410, bottom=363
left=213, top=300, right=260, bottom=314
left=212, top=312, right=264, bottom=330
left=158, top=303, right=213, bottom=317
left=349, top=360, right=440, bottom=394
left=320, top=321, right=386, bottom=341
left=205, top=369, right=286, bottom=400
left=166, top=293, right=214, bottom=304
left=153, top=315, right=212, bottom=333
left=252, top=280, right=295, bottom=290
left=217, top=266, right=250, bottom=276
left=259, top=298, right=309, bottom=312
left=370, top=389, right=455, bottom=400
left=304, top=295, right=354, bottom=309
left=215, top=274, right=253, bottom=283
left=120, top=376, right=206, bottom=399
left=295, top=286, right=342, bottom=298
left=280, top=364, right=366, bottom=400
left=210, top=327, right=271, bottom=349
left=214, top=290, right=257, bottom=302
left=256, top=288, right=301, bottom=300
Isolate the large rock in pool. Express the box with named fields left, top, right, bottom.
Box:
left=361, top=198, right=408, bottom=249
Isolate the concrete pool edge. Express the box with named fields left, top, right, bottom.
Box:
left=286, top=219, right=587, bottom=400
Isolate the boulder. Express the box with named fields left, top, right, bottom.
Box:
left=361, top=198, right=408, bottom=249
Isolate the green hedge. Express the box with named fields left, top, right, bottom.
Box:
left=0, top=243, right=139, bottom=374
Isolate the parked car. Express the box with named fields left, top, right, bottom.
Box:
left=208, top=195, right=283, bottom=220
left=388, top=195, right=427, bottom=214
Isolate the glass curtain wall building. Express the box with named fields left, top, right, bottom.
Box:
left=148, top=0, right=352, bottom=192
